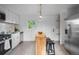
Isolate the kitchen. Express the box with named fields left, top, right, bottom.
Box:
left=0, top=4, right=60, bottom=55
left=0, top=4, right=79, bottom=55
left=0, top=6, right=23, bottom=55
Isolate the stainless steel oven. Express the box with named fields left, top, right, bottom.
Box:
left=0, top=41, right=5, bottom=54
left=0, top=34, right=12, bottom=55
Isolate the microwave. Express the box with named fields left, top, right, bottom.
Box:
left=0, top=12, right=6, bottom=21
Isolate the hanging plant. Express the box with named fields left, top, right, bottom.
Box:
left=28, top=20, right=36, bottom=29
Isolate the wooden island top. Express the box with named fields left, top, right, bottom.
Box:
left=35, top=32, right=46, bottom=55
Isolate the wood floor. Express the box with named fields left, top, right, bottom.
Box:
left=9, top=41, right=35, bottom=55
left=55, top=42, right=69, bottom=55
left=8, top=41, right=69, bottom=55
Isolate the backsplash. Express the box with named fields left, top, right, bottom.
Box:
left=0, top=23, right=15, bottom=34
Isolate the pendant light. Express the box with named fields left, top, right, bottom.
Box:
left=39, top=4, right=43, bottom=18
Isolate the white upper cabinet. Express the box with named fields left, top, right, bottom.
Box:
left=0, top=6, right=19, bottom=24
left=5, top=11, right=19, bottom=24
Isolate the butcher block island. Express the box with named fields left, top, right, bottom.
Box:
left=35, top=32, right=46, bottom=55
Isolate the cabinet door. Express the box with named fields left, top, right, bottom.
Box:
left=5, top=10, right=19, bottom=24
left=12, top=34, right=16, bottom=49
left=17, top=32, right=20, bottom=44
left=12, top=33, right=20, bottom=49
left=6, top=11, right=12, bottom=23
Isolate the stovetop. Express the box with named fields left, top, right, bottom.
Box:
left=0, top=34, right=11, bottom=41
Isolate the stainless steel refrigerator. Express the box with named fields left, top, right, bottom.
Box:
left=64, top=22, right=79, bottom=55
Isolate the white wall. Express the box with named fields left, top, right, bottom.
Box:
left=19, top=15, right=59, bottom=41
left=60, top=12, right=66, bottom=44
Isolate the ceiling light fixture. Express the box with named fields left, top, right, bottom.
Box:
left=39, top=4, right=43, bottom=19
left=39, top=15, right=42, bottom=18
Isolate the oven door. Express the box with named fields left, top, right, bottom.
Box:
left=0, top=41, right=5, bottom=55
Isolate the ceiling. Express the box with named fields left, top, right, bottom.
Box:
left=0, top=4, right=76, bottom=16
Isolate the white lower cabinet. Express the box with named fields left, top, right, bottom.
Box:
left=11, top=32, right=20, bottom=49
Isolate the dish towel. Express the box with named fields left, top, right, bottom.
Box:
left=4, top=39, right=10, bottom=50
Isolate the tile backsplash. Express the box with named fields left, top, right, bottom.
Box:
left=0, top=22, right=15, bottom=34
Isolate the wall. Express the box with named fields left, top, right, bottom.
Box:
left=19, top=15, right=59, bottom=41
left=60, top=12, right=66, bottom=44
